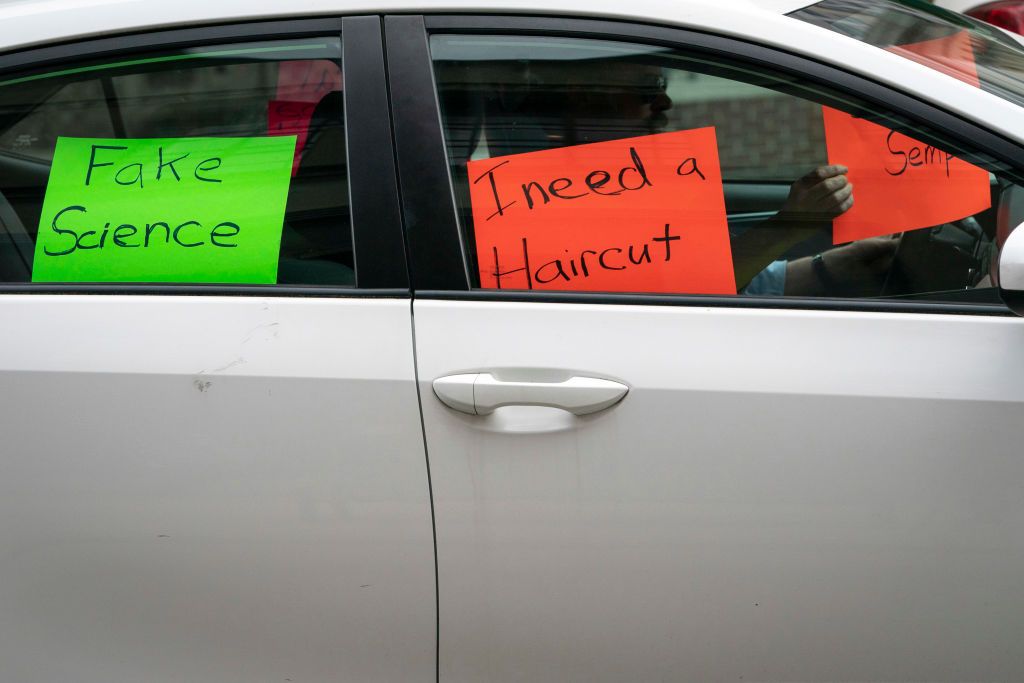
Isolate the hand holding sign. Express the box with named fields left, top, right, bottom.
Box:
left=778, top=165, right=854, bottom=223
left=729, top=164, right=856, bottom=289
left=467, top=127, right=735, bottom=295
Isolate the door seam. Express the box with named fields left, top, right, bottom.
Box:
left=408, top=292, right=440, bottom=683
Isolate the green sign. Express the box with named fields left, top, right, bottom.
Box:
left=32, top=136, right=297, bottom=283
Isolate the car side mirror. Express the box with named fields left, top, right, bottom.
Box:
left=998, top=222, right=1024, bottom=316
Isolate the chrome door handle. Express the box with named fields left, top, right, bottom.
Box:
left=432, top=373, right=628, bottom=415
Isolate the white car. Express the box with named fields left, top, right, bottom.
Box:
left=1, top=0, right=1023, bottom=681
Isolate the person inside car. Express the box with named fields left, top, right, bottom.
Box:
left=451, top=56, right=897, bottom=295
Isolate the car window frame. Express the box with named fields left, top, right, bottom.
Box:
left=386, top=13, right=1024, bottom=315
left=0, top=15, right=409, bottom=297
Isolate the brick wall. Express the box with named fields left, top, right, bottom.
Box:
left=669, top=95, right=828, bottom=181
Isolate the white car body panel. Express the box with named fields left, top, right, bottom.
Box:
left=935, top=0, right=985, bottom=12
left=415, top=300, right=1024, bottom=681
left=0, top=296, right=434, bottom=682
left=0, top=0, right=1020, bottom=144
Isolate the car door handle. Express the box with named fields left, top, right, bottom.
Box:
left=433, top=373, right=628, bottom=416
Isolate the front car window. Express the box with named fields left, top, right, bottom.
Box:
left=791, top=0, right=1024, bottom=108
left=430, top=34, right=1024, bottom=303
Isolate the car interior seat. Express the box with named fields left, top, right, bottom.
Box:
left=277, top=90, right=355, bottom=285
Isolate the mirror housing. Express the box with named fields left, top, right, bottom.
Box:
left=999, top=221, right=1024, bottom=316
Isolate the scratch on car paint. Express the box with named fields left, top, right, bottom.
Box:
left=242, top=321, right=280, bottom=345
left=208, top=357, right=246, bottom=373
left=196, top=355, right=246, bottom=376
left=193, top=379, right=212, bottom=393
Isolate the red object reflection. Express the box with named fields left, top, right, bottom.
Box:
left=967, top=1, right=1024, bottom=35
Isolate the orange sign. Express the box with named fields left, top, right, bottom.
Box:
left=888, top=30, right=979, bottom=88
left=467, top=128, right=735, bottom=294
left=823, top=107, right=991, bottom=244
left=823, top=30, right=990, bottom=243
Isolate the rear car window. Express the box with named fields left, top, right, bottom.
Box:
left=0, top=39, right=352, bottom=286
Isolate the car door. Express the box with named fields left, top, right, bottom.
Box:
left=387, top=14, right=1024, bottom=682
left=0, top=16, right=434, bottom=683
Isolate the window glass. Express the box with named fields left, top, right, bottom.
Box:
left=431, top=34, right=1024, bottom=302
left=0, top=80, right=115, bottom=159
left=0, top=39, right=352, bottom=285
left=792, top=0, right=1024, bottom=108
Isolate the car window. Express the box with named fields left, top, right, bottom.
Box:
left=792, top=0, right=1024, bottom=109
left=430, top=34, right=1024, bottom=302
left=0, top=38, right=352, bottom=286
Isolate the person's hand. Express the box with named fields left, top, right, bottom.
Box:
left=733, top=165, right=855, bottom=290
left=822, top=234, right=899, bottom=281
left=778, top=165, right=854, bottom=223
left=785, top=234, right=900, bottom=296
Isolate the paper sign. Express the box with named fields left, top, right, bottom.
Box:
left=888, top=30, right=980, bottom=88
left=467, top=128, right=735, bottom=294
left=268, top=100, right=317, bottom=175
left=32, top=136, right=296, bottom=283
left=823, top=107, right=991, bottom=244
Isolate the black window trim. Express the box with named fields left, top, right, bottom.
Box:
left=385, top=15, right=469, bottom=291
left=387, top=12, right=1024, bottom=316
left=0, top=18, right=344, bottom=70
left=0, top=284, right=411, bottom=298
left=0, top=15, right=410, bottom=296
